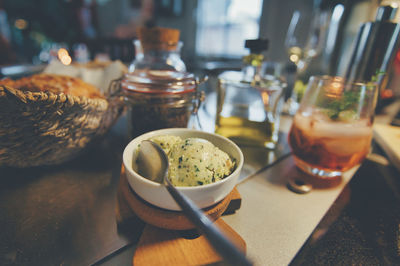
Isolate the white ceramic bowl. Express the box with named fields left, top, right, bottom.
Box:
left=123, top=128, right=244, bottom=211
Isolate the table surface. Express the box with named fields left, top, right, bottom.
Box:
left=1, top=103, right=399, bottom=266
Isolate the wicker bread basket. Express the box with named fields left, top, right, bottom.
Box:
left=0, top=84, right=124, bottom=168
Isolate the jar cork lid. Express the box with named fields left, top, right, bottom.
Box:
left=137, top=27, right=180, bottom=51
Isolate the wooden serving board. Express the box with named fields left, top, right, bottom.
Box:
left=133, top=220, right=246, bottom=266
left=116, top=165, right=245, bottom=266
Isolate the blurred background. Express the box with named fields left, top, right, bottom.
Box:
left=0, top=0, right=400, bottom=97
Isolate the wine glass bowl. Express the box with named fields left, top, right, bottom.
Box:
left=285, top=9, right=329, bottom=72
left=284, top=8, right=330, bottom=115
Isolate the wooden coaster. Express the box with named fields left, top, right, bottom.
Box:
left=119, top=165, right=240, bottom=230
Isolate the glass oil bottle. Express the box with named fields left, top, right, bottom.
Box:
left=215, top=39, right=286, bottom=149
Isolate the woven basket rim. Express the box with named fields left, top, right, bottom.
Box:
left=0, top=84, right=108, bottom=109
left=0, top=83, right=125, bottom=167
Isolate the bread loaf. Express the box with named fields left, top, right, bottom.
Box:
left=0, top=73, right=105, bottom=99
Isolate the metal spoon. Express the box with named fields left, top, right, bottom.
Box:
left=137, top=140, right=253, bottom=266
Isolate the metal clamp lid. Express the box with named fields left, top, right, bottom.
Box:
left=121, top=70, right=197, bottom=94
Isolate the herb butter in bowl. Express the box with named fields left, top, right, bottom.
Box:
left=123, top=128, right=244, bottom=211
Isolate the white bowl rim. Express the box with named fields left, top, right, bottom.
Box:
left=123, top=128, right=244, bottom=191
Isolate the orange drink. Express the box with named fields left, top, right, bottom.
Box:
left=288, top=76, right=378, bottom=178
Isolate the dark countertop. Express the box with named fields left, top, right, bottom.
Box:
left=291, top=143, right=400, bottom=265
left=0, top=114, right=399, bottom=265
left=0, top=128, right=139, bottom=266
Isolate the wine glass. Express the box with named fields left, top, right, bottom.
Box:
left=285, top=9, right=330, bottom=114
left=285, top=9, right=329, bottom=72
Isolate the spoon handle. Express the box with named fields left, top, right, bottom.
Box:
left=165, top=183, right=253, bottom=266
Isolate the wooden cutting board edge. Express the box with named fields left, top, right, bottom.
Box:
left=133, top=219, right=246, bottom=266
left=373, top=123, right=400, bottom=171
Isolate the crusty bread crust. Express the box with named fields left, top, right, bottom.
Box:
left=0, top=74, right=104, bottom=99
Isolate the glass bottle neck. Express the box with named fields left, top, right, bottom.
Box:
left=130, top=41, right=186, bottom=72
left=140, top=49, right=180, bottom=59
left=241, top=53, right=264, bottom=82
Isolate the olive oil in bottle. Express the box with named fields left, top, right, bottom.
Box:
left=215, top=39, right=286, bottom=149
left=215, top=116, right=276, bottom=148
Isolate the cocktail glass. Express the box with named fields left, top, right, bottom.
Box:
left=288, top=76, right=378, bottom=178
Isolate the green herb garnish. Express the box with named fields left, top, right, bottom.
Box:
left=371, top=69, right=386, bottom=82
left=194, top=165, right=200, bottom=172
left=325, top=91, right=359, bottom=120
left=325, top=70, right=384, bottom=120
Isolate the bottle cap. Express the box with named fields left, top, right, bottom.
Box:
left=375, top=4, right=398, bottom=21
left=245, top=39, right=269, bottom=53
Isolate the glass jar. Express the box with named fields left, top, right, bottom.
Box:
left=120, top=30, right=203, bottom=138
left=122, top=69, right=203, bottom=138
